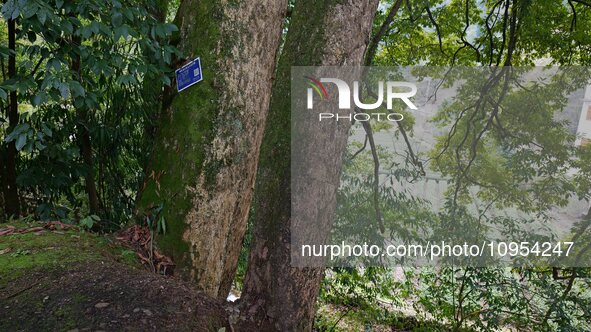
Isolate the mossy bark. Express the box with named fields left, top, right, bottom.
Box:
left=138, top=0, right=286, bottom=299
left=236, top=0, right=378, bottom=330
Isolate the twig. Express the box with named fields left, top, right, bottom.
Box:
left=425, top=6, right=445, bottom=55
left=149, top=229, right=155, bottom=273
left=349, top=134, right=368, bottom=161
left=2, top=281, right=40, bottom=300
left=568, top=0, right=577, bottom=31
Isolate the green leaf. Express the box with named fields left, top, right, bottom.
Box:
left=114, top=25, right=128, bottom=42
left=47, top=58, right=61, bottom=72
left=116, top=74, right=136, bottom=86
left=161, top=75, right=171, bottom=86
left=0, top=88, right=7, bottom=100
left=11, top=7, right=18, bottom=20
left=90, top=21, right=100, bottom=35
left=79, top=26, right=92, bottom=39
left=61, top=19, right=73, bottom=34
left=111, top=12, right=123, bottom=27
left=41, top=123, right=52, bottom=137
left=69, top=81, right=85, bottom=97
left=5, top=123, right=29, bottom=143
left=1, top=0, right=14, bottom=20
left=37, top=8, right=46, bottom=25
left=15, top=133, right=26, bottom=151
left=123, top=8, right=134, bottom=21
left=32, top=94, right=42, bottom=106
left=80, top=216, right=95, bottom=230
left=163, top=23, right=178, bottom=34
left=2, top=0, right=20, bottom=20
left=74, top=97, right=84, bottom=108
left=21, top=2, right=37, bottom=19
left=58, top=83, right=70, bottom=99
left=24, top=139, right=34, bottom=153
left=157, top=216, right=166, bottom=234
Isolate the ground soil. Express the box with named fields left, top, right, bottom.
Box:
left=0, top=261, right=230, bottom=332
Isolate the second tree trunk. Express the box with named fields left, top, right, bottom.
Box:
left=238, top=0, right=379, bottom=330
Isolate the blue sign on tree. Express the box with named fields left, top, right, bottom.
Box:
left=175, top=57, right=203, bottom=92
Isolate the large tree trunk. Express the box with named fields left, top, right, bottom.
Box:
left=237, top=0, right=378, bottom=330
left=138, top=0, right=286, bottom=298
left=3, top=17, right=20, bottom=218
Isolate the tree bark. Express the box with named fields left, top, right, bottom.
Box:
left=3, top=17, right=20, bottom=218
left=77, top=111, right=100, bottom=215
left=237, top=0, right=378, bottom=330
left=138, top=0, right=286, bottom=299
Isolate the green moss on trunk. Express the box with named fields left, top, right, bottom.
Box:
left=137, top=0, right=286, bottom=296
left=138, top=0, right=221, bottom=272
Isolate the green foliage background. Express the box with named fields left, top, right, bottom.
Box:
left=0, top=0, right=179, bottom=229
left=318, top=0, right=591, bottom=331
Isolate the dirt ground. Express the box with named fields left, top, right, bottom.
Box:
left=0, top=222, right=232, bottom=332
left=0, top=262, right=230, bottom=332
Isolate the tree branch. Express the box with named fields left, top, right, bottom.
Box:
left=364, top=0, right=404, bottom=66
left=425, top=5, right=445, bottom=55
left=349, top=134, right=368, bottom=161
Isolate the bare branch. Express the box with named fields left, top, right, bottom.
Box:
left=349, top=134, right=368, bottom=161
left=568, top=0, right=577, bottom=31
left=425, top=5, right=445, bottom=55
left=460, top=0, right=481, bottom=62
left=484, top=0, right=505, bottom=65
left=364, top=0, right=404, bottom=66
left=496, top=0, right=510, bottom=66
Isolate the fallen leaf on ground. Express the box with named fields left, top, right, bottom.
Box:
left=116, top=225, right=175, bottom=276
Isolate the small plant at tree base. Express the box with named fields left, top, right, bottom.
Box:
left=79, top=215, right=100, bottom=230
